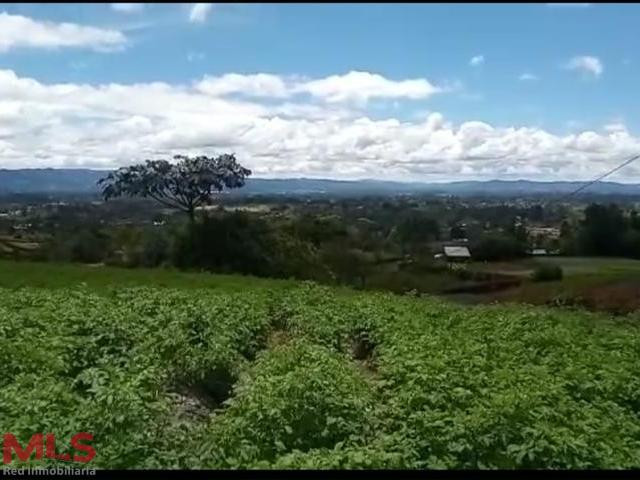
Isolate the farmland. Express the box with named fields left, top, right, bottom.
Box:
left=471, top=256, right=640, bottom=278
left=0, top=259, right=296, bottom=292
left=2, top=261, right=640, bottom=469
left=462, top=256, right=640, bottom=314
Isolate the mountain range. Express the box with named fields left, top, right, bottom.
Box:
left=1, top=168, right=640, bottom=197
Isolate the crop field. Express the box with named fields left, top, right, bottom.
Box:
left=535, top=256, right=640, bottom=276
left=456, top=257, right=640, bottom=314
left=471, top=256, right=640, bottom=278
left=0, top=236, right=41, bottom=255
left=2, top=266, right=640, bottom=469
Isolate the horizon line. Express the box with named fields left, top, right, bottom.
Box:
left=2, top=167, right=640, bottom=186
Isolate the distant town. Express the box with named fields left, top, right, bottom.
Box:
left=2, top=176, right=640, bottom=314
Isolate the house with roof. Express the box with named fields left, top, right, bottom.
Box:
left=435, top=245, right=472, bottom=263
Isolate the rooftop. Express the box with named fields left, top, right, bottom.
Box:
left=443, top=245, right=471, bottom=258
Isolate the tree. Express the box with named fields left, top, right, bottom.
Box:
left=290, top=214, right=347, bottom=247
left=171, top=212, right=331, bottom=280
left=450, top=224, right=467, bottom=240
left=532, top=264, right=563, bottom=282
left=509, top=219, right=529, bottom=248
left=622, top=229, right=640, bottom=259
left=98, top=154, right=251, bottom=223
left=559, top=220, right=576, bottom=255
left=397, top=214, right=440, bottom=254
left=69, top=228, right=110, bottom=264
left=529, top=204, right=544, bottom=222
left=472, top=234, right=525, bottom=261
left=172, top=212, right=274, bottom=275
left=630, top=210, right=640, bottom=231
left=321, top=242, right=372, bottom=288
left=577, top=203, right=627, bottom=256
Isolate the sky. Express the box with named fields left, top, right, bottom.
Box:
left=0, top=2, right=639, bottom=182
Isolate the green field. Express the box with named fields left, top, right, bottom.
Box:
left=2, top=260, right=640, bottom=469
left=0, top=259, right=296, bottom=292
left=460, top=256, right=640, bottom=314
left=472, top=256, right=640, bottom=278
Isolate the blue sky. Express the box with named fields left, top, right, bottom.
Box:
left=0, top=3, right=639, bottom=181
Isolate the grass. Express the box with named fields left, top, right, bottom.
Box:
left=471, top=256, right=640, bottom=278
left=465, top=256, right=640, bottom=314
left=0, top=259, right=297, bottom=292
left=535, top=256, right=640, bottom=276
left=3, top=256, right=640, bottom=314
left=0, top=258, right=467, bottom=298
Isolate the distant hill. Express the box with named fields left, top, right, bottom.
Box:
left=0, top=169, right=105, bottom=195
left=1, top=168, right=640, bottom=197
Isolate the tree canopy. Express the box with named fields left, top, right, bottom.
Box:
left=98, top=154, right=251, bottom=221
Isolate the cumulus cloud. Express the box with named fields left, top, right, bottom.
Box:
left=518, top=73, right=539, bottom=81
left=189, top=3, right=213, bottom=23
left=294, top=71, right=441, bottom=105
left=196, top=70, right=443, bottom=105
left=0, top=68, right=638, bottom=181
left=110, top=3, right=144, bottom=13
left=196, top=73, right=290, bottom=98
left=469, top=55, right=485, bottom=67
left=0, top=12, right=127, bottom=53
left=565, top=55, right=603, bottom=78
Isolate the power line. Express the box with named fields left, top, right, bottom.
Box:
left=558, top=152, right=640, bottom=202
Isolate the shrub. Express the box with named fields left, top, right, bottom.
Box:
left=472, top=234, right=526, bottom=261
left=171, top=213, right=277, bottom=276
left=171, top=212, right=329, bottom=281
left=532, top=264, right=563, bottom=282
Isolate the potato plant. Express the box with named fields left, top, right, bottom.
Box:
left=1, top=283, right=640, bottom=469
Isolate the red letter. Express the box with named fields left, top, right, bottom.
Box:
left=3, top=434, right=44, bottom=464
left=46, top=434, right=71, bottom=461
left=45, top=433, right=58, bottom=459
left=71, top=433, right=95, bottom=463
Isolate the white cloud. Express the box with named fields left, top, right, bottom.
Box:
left=469, top=55, right=485, bottom=67
left=196, top=73, right=289, bottom=98
left=518, top=73, right=539, bottom=81
left=0, top=68, right=638, bottom=182
left=110, top=4, right=144, bottom=13
left=565, top=55, right=603, bottom=78
left=0, top=12, right=127, bottom=53
left=196, top=70, right=443, bottom=105
left=293, top=71, right=442, bottom=105
left=189, top=3, right=213, bottom=23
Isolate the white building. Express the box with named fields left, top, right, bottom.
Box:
left=443, top=245, right=471, bottom=261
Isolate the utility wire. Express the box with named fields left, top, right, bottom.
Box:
left=558, top=153, right=640, bottom=202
